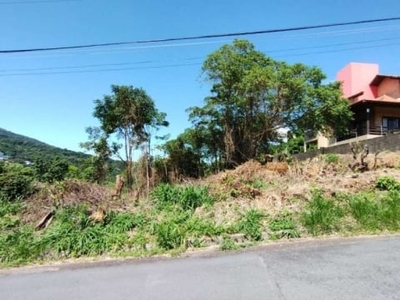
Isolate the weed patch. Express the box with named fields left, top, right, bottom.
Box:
left=152, top=184, right=214, bottom=210
left=236, top=208, right=265, bottom=241
left=325, top=153, right=339, bottom=164
left=376, top=176, right=400, bottom=191
left=301, top=190, right=344, bottom=236
left=348, top=190, right=400, bottom=231
left=269, top=211, right=300, bottom=239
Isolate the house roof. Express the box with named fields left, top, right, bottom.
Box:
left=370, top=74, right=400, bottom=86
left=374, top=94, right=399, bottom=102
left=350, top=98, right=400, bottom=110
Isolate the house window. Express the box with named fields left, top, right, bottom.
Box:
left=382, top=117, right=399, bottom=133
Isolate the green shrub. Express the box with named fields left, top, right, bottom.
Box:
left=301, top=190, right=344, bottom=236
left=325, top=153, right=339, bottom=164
left=348, top=193, right=380, bottom=230
left=155, top=220, right=186, bottom=250
left=348, top=191, right=400, bottom=231
left=104, top=211, right=141, bottom=234
left=0, top=226, right=39, bottom=266
left=376, top=176, right=400, bottom=191
left=269, top=211, right=300, bottom=239
left=219, top=235, right=238, bottom=251
left=246, top=179, right=268, bottom=189
left=37, top=205, right=146, bottom=258
left=179, top=186, right=214, bottom=210
left=379, top=191, right=400, bottom=230
left=33, top=157, right=69, bottom=183
left=236, top=208, right=265, bottom=241
left=0, top=199, right=24, bottom=218
left=152, top=184, right=214, bottom=210
left=0, top=171, right=34, bottom=201
left=185, top=216, right=223, bottom=237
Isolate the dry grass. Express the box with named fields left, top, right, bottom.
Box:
left=202, top=151, right=400, bottom=222
left=23, top=180, right=134, bottom=224
left=21, top=151, right=400, bottom=227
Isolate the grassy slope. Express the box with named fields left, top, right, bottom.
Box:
left=1, top=151, right=400, bottom=267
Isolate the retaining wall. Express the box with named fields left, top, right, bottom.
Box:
left=293, top=133, right=400, bottom=161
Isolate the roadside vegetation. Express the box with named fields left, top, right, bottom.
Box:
left=1, top=151, right=400, bottom=268
left=1, top=39, right=400, bottom=268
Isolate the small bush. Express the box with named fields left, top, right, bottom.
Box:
left=301, top=190, right=344, bottom=236
left=325, top=153, right=339, bottom=164
left=155, top=220, right=186, bottom=250
left=0, top=199, right=24, bottom=218
left=152, top=184, right=214, bottom=210
left=185, top=216, right=223, bottom=237
left=0, top=226, right=39, bottom=266
left=219, top=235, right=238, bottom=251
left=269, top=212, right=300, bottom=239
left=37, top=205, right=145, bottom=258
left=376, top=176, right=400, bottom=191
left=348, top=191, right=400, bottom=231
left=247, top=179, right=268, bottom=189
left=104, top=211, right=141, bottom=234
left=0, top=200, right=24, bottom=243
left=0, top=168, right=34, bottom=201
left=348, top=193, right=380, bottom=230
left=33, top=157, right=69, bottom=183
left=236, top=208, right=265, bottom=241
left=379, top=191, right=400, bottom=230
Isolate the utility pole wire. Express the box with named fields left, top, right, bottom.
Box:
left=1, top=17, right=399, bottom=54
left=0, top=0, right=80, bottom=4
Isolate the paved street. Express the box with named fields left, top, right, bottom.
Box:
left=1, top=236, right=399, bottom=300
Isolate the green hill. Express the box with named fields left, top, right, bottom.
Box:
left=0, top=127, right=89, bottom=165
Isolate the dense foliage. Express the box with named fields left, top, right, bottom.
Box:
left=184, top=39, right=352, bottom=169
left=85, top=85, right=168, bottom=189
left=0, top=162, right=35, bottom=201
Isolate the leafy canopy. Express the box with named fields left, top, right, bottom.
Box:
left=188, top=39, right=352, bottom=166
left=87, top=85, right=168, bottom=188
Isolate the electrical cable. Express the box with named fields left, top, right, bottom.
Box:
left=1, top=17, right=399, bottom=54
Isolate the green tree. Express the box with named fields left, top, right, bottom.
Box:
left=0, top=162, right=35, bottom=200
left=88, top=85, right=168, bottom=189
left=80, top=127, right=113, bottom=183
left=33, top=157, right=69, bottom=183
left=160, top=130, right=205, bottom=180
left=189, top=39, right=352, bottom=166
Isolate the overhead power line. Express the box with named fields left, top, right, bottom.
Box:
left=1, top=17, right=400, bottom=54
left=2, top=36, right=399, bottom=73
left=2, top=38, right=400, bottom=77
left=0, top=0, right=80, bottom=4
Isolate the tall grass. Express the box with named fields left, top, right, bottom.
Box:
left=301, top=190, right=344, bottom=236
left=236, top=208, right=265, bottom=241
left=151, top=184, right=214, bottom=210
left=348, top=190, right=400, bottom=231
left=269, top=211, right=300, bottom=239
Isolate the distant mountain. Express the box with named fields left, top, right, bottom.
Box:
left=0, top=127, right=89, bottom=165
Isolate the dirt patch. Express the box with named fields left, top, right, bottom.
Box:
left=202, top=151, right=400, bottom=221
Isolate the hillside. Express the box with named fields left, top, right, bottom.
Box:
left=0, top=127, right=89, bottom=165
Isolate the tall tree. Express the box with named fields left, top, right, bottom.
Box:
left=87, top=85, right=168, bottom=189
left=189, top=39, right=352, bottom=166
left=80, top=127, right=112, bottom=183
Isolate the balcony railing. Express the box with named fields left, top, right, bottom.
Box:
left=338, top=126, right=399, bottom=142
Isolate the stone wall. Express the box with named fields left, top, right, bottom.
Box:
left=293, top=133, right=400, bottom=161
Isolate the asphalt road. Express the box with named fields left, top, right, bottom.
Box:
left=1, top=236, right=400, bottom=300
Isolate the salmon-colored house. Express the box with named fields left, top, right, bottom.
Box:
left=305, top=62, right=400, bottom=150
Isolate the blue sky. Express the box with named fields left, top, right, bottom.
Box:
left=1, top=0, right=400, bottom=153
